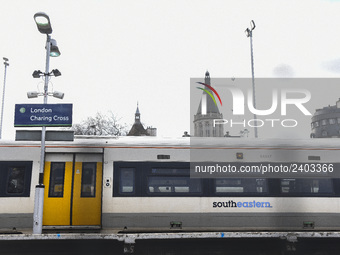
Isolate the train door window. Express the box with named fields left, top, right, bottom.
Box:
left=81, top=163, right=96, bottom=197
left=48, top=162, right=65, bottom=197
left=215, top=178, right=268, bottom=194
left=280, top=179, right=333, bottom=195
left=6, top=166, right=25, bottom=194
left=120, top=168, right=135, bottom=194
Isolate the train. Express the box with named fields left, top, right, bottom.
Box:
left=0, top=136, right=340, bottom=232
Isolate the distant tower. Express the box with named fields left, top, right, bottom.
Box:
left=134, top=103, right=141, bottom=122
left=193, top=71, right=224, bottom=137
left=127, top=103, right=157, bottom=136
left=310, top=98, right=340, bottom=138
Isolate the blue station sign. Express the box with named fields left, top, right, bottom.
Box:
left=14, top=104, right=73, bottom=127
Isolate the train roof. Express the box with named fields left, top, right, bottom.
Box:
left=0, top=136, right=340, bottom=149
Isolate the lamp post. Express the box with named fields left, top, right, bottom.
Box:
left=0, top=57, right=9, bottom=140
left=32, top=12, right=62, bottom=234
left=245, top=20, right=258, bottom=138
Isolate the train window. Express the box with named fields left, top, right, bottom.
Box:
left=151, top=168, right=189, bottom=175
left=147, top=168, right=201, bottom=195
left=215, top=178, right=268, bottom=194
left=49, top=162, right=65, bottom=197
left=120, top=168, right=135, bottom=194
left=280, top=179, right=333, bottom=194
left=147, top=176, right=201, bottom=194
left=81, top=163, right=96, bottom=197
left=0, top=161, right=32, bottom=197
left=6, top=167, right=25, bottom=194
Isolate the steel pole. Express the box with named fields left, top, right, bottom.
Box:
left=0, top=60, right=9, bottom=139
left=33, top=35, right=51, bottom=234
left=249, top=31, right=258, bottom=138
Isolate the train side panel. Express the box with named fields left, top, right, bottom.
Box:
left=0, top=145, right=40, bottom=229
left=101, top=141, right=340, bottom=231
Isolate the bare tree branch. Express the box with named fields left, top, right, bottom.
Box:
left=72, top=111, right=128, bottom=136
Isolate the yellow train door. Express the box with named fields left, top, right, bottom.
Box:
left=43, top=153, right=102, bottom=227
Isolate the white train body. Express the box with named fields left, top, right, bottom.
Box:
left=0, top=137, right=339, bottom=231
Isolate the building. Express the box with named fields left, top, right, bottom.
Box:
left=310, top=98, right=340, bottom=138
left=193, top=71, right=224, bottom=137
left=127, top=104, right=157, bottom=136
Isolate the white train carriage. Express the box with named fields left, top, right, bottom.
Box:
left=0, top=137, right=339, bottom=232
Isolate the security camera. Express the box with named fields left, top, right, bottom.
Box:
left=52, top=91, right=64, bottom=99
left=27, top=91, right=39, bottom=99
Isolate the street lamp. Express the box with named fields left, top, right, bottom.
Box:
left=0, top=57, right=9, bottom=140
left=245, top=20, right=258, bottom=138
left=32, top=69, right=61, bottom=79
left=30, top=69, right=64, bottom=100
left=50, top=39, right=61, bottom=57
left=34, top=12, right=52, bottom=34
left=31, top=12, right=63, bottom=235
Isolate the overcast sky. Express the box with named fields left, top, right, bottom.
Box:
left=0, top=0, right=340, bottom=139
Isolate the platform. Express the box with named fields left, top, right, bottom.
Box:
left=1, top=230, right=340, bottom=254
